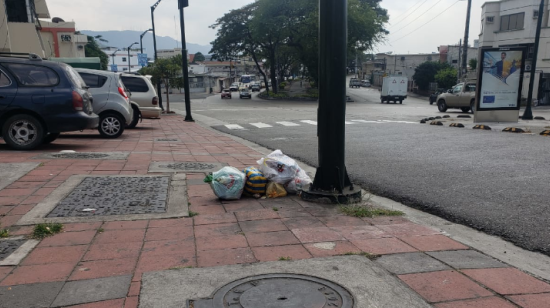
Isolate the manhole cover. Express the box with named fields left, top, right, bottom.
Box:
left=34, top=152, right=129, bottom=160
left=0, top=239, right=26, bottom=261
left=163, top=162, right=216, bottom=170
left=149, top=162, right=227, bottom=173
left=191, top=274, right=354, bottom=308
left=52, top=153, right=110, bottom=159
left=47, top=176, right=170, bottom=217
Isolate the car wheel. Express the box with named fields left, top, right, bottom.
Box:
left=429, top=99, right=434, bottom=105
left=2, top=114, right=45, bottom=150
left=437, top=100, right=448, bottom=112
left=461, top=107, right=470, bottom=113
left=42, top=133, right=60, bottom=145
left=127, top=106, right=140, bottom=129
left=98, top=113, right=125, bottom=138
left=470, top=100, right=475, bottom=114
left=399, top=100, right=403, bottom=104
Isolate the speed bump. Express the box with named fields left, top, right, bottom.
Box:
left=420, top=119, right=426, bottom=124
left=535, top=116, right=546, bottom=120
left=443, top=115, right=450, bottom=118
left=473, top=125, right=491, bottom=130
left=435, top=116, right=442, bottom=119
left=430, top=121, right=444, bottom=126
left=540, top=130, right=550, bottom=136
left=503, top=127, right=525, bottom=133
left=449, top=123, right=465, bottom=128
left=457, top=115, right=471, bottom=118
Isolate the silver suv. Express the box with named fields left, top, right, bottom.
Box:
left=120, top=74, right=162, bottom=126
left=76, top=68, right=133, bottom=138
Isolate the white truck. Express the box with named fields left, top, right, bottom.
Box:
left=381, top=76, right=408, bottom=104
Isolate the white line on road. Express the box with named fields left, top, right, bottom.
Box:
left=277, top=121, right=301, bottom=127
left=225, top=124, right=246, bottom=130
left=250, top=122, right=273, bottom=128
left=301, top=120, right=318, bottom=125
left=351, top=120, right=384, bottom=123
left=345, top=121, right=355, bottom=125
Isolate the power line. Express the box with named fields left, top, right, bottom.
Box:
left=389, top=0, right=426, bottom=24
left=392, top=0, right=446, bottom=35
left=392, top=0, right=461, bottom=43
left=390, top=0, right=430, bottom=28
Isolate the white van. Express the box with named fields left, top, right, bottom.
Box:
left=121, top=74, right=162, bottom=124
left=381, top=76, right=408, bottom=104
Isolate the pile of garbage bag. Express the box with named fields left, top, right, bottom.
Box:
left=204, top=150, right=311, bottom=200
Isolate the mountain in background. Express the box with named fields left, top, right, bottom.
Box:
left=80, top=30, right=212, bottom=55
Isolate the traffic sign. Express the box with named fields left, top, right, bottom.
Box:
left=111, top=64, right=118, bottom=72
left=138, top=54, right=148, bottom=67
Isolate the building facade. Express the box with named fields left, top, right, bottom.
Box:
left=40, top=19, right=88, bottom=58
left=103, top=47, right=147, bottom=73
left=439, top=45, right=479, bottom=70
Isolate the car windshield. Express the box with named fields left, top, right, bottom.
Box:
left=64, top=65, right=86, bottom=89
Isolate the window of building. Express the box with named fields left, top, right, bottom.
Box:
left=4, top=64, right=59, bottom=86
left=78, top=73, right=108, bottom=88
left=122, top=57, right=127, bottom=62
left=5, top=0, right=29, bottom=23
left=486, top=16, right=494, bottom=23
left=534, top=10, right=539, bottom=19
left=500, top=12, right=525, bottom=31
left=0, top=70, right=11, bottom=87
left=121, top=76, right=149, bottom=92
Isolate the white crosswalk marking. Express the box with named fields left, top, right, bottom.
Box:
left=351, top=120, right=384, bottom=123
left=301, top=120, right=318, bottom=125
left=381, top=120, right=418, bottom=124
left=250, top=122, right=273, bottom=128
left=225, top=124, right=246, bottom=130
left=345, top=121, right=355, bottom=125
left=277, top=121, right=300, bottom=127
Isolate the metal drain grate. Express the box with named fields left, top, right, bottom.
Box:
left=0, top=239, right=26, bottom=261
left=149, top=162, right=227, bottom=173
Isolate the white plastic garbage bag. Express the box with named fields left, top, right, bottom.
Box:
left=257, top=150, right=300, bottom=184
left=284, top=168, right=312, bottom=194
left=208, top=166, right=246, bottom=200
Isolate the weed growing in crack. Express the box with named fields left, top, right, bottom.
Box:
left=31, top=223, right=63, bottom=239
left=278, top=256, right=292, bottom=261
left=0, top=224, right=9, bottom=238
left=189, top=211, right=199, bottom=217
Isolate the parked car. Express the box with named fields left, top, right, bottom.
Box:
left=120, top=74, right=162, bottom=127
left=429, top=88, right=448, bottom=105
left=436, top=82, right=476, bottom=113
left=75, top=68, right=133, bottom=138
left=221, top=89, right=232, bottom=99
left=0, top=54, right=98, bottom=150
left=349, top=78, right=361, bottom=88
left=240, top=89, right=252, bottom=99
left=251, top=84, right=260, bottom=92
left=361, top=80, right=371, bottom=87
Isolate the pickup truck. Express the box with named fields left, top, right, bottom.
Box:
left=436, top=82, right=476, bottom=113
left=349, top=78, right=361, bottom=88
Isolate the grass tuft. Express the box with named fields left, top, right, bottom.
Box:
left=0, top=226, right=9, bottom=238
left=341, top=251, right=379, bottom=260
left=272, top=207, right=279, bottom=212
left=189, top=211, right=199, bottom=217
left=278, top=256, right=292, bottom=261
left=31, top=223, right=63, bottom=239
left=339, top=204, right=404, bottom=218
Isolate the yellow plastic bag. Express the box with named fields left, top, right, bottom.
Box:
left=266, top=182, right=287, bottom=198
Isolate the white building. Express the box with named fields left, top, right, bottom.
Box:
left=479, top=0, right=550, bottom=103
left=438, top=45, right=479, bottom=70
left=102, top=47, right=146, bottom=73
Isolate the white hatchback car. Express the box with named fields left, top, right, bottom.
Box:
left=121, top=74, right=162, bottom=126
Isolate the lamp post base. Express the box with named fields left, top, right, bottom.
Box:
left=300, top=184, right=362, bottom=204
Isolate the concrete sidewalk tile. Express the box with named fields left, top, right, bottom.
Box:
left=292, top=227, right=346, bottom=243
left=189, top=204, right=226, bottom=215
left=399, top=235, right=470, bottom=252
left=434, top=297, right=518, bottom=308
left=83, top=242, right=143, bottom=261
left=0, top=262, right=74, bottom=285
left=246, top=231, right=300, bottom=247
left=136, top=253, right=196, bottom=275
left=93, top=229, right=146, bottom=245
left=65, top=298, right=125, bottom=308
left=0, top=281, right=64, bottom=308
left=252, top=244, right=312, bottom=261
left=196, top=234, right=248, bottom=251
left=188, top=196, right=220, bottom=207
left=52, top=275, right=131, bottom=307
left=351, top=238, right=418, bottom=255
left=331, top=225, right=391, bottom=240
left=427, top=250, right=508, bottom=269
left=304, top=241, right=361, bottom=257
left=141, top=239, right=195, bottom=257
left=144, top=225, right=194, bottom=242
left=63, top=222, right=103, bottom=232
left=318, top=215, right=366, bottom=227
left=124, top=296, right=139, bottom=308
left=197, top=247, right=256, bottom=267
left=282, top=216, right=325, bottom=229
left=223, top=202, right=265, bottom=213
left=38, top=230, right=97, bottom=247
left=148, top=218, right=193, bottom=228
left=277, top=209, right=312, bottom=218
left=194, top=223, right=241, bottom=237
left=193, top=213, right=236, bottom=225
left=462, top=268, right=550, bottom=295
left=7, top=204, right=34, bottom=215
left=8, top=225, right=33, bottom=236
left=0, top=188, right=37, bottom=197
left=103, top=220, right=149, bottom=230
left=0, top=214, right=21, bottom=227
left=0, top=266, right=13, bottom=281
left=70, top=258, right=138, bottom=281
left=239, top=219, right=288, bottom=233
left=398, top=270, right=493, bottom=303
left=306, top=208, right=342, bottom=217
left=0, top=196, right=25, bottom=206
left=259, top=200, right=303, bottom=211
left=508, top=293, right=550, bottom=308
left=0, top=206, right=12, bottom=215
left=378, top=223, right=441, bottom=237
left=127, top=281, right=140, bottom=297
left=22, top=245, right=87, bottom=265
left=376, top=252, right=451, bottom=275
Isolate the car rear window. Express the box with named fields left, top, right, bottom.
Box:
left=64, top=65, right=87, bottom=89
left=79, top=73, right=108, bottom=88
left=4, top=63, right=59, bottom=86
left=0, top=69, right=11, bottom=87
left=121, top=76, right=149, bottom=92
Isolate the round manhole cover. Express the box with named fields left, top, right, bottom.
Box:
left=161, top=162, right=216, bottom=170
left=209, top=274, right=353, bottom=308
left=51, top=153, right=110, bottom=159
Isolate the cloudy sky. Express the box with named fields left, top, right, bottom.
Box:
left=47, top=0, right=485, bottom=54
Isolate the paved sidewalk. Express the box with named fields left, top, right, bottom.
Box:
left=0, top=115, right=548, bottom=307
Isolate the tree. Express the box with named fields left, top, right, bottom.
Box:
left=435, top=67, right=458, bottom=90
left=468, top=58, right=478, bottom=71
left=139, top=56, right=182, bottom=113
left=413, top=61, right=450, bottom=91
left=83, top=35, right=108, bottom=70
left=193, top=52, right=205, bottom=63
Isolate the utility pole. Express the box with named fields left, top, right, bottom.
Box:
left=179, top=0, right=194, bottom=122
left=523, top=0, right=545, bottom=120
left=461, top=0, right=472, bottom=79
left=151, top=0, right=164, bottom=111
left=458, top=39, right=462, bottom=82
left=301, top=0, right=361, bottom=203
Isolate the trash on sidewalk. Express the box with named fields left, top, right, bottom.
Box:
left=284, top=168, right=312, bottom=194
left=266, top=182, right=287, bottom=198
left=204, top=166, right=245, bottom=200
left=243, top=167, right=268, bottom=199
left=257, top=150, right=312, bottom=195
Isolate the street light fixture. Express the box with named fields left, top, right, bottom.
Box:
left=140, top=29, right=153, bottom=54
left=127, top=42, right=138, bottom=73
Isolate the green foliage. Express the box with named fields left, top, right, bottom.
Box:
left=0, top=223, right=9, bottom=238
left=279, top=82, right=287, bottom=88
left=339, top=205, right=404, bottom=218
left=189, top=211, right=199, bottom=217
left=193, top=52, right=205, bottom=63
left=138, top=55, right=183, bottom=113
left=469, top=58, right=478, bottom=70
left=435, top=67, right=458, bottom=90
left=278, top=256, right=292, bottom=261
left=32, top=223, right=63, bottom=239
left=413, top=61, right=450, bottom=91
left=84, top=36, right=108, bottom=70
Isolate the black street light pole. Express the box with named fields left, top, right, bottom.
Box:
left=151, top=0, right=164, bottom=111
left=140, top=29, right=153, bottom=54
left=127, top=42, right=138, bottom=73
left=461, top=0, right=472, bottom=80
left=301, top=0, right=361, bottom=204
left=523, top=0, right=544, bottom=120
left=179, top=0, right=194, bottom=122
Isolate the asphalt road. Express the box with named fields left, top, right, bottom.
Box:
left=171, top=84, right=550, bottom=256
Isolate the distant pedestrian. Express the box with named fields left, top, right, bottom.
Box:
left=300, top=80, right=303, bottom=87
